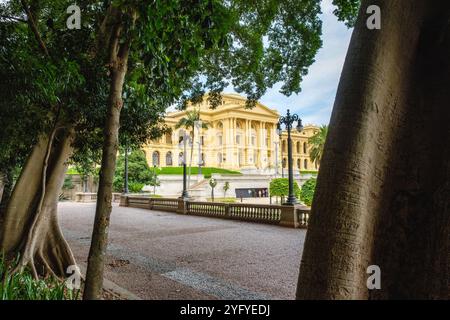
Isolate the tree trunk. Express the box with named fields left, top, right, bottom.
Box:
left=296, top=0, right=450, bottom=300
left=83, top=20, right=131, bottom=299
left=0, top=128, right=76, bottom=277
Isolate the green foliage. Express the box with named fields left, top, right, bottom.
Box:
left=332, top=0, right=361, bottom=28
left=113, top=150, right=158, bottom=192
left=300, top=178, right=317, bottom=207
left=207, top=197, right=236, bottom=203
left=0, top=256, right=79, bottom=300
left=62, top=176, right=74, bottom=190
left=128, top=182, right=145, bottom=193
left=308, top=125, right=328, bottom=164
left=157, top=167, right=241, bottom=178
left=269, top=178, right=301, bottom=198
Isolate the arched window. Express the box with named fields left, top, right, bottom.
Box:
left=152, top=151, right=160, bottom=166
left=304, top=159, right=308, bottom=170
left=165, top=152, right=173, bottom=166
left=297, top=159, right=301, bottom=169
left=217, top=152, right=223, bottom=164
left=296, top=141, right=301, bottom=153
left=178, top=152, right=184, bottom=165
left=282, top=140, right=287, bottom=153
left=165, top=132, right=172, bottom=144
left=282, top=158, right=287, bottom=169
left=303, top=142, right=307, bottom=154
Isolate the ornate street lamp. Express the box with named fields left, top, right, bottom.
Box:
left=209, top=178, right=217, bottom=202
left=278, top=109, right=303, bottom=206
left=178, top=130, right=191, bottom=200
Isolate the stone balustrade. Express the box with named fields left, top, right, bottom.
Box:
left=120, top=195, right=310, bottom=229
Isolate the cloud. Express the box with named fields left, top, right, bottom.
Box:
left=229, top=0, right=353, bottom=126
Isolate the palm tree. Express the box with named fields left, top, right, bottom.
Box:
left=308, top=125, right=328, bottom=165
left=175, top=108, right=210, bottom=186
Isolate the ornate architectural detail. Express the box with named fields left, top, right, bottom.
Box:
left=143, top=93, right=320, bottom=173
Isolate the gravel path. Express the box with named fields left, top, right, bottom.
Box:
left=58, top=202, right=306, bottom=300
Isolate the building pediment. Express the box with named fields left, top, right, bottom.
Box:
left=166, top=93, right=280, bottom=122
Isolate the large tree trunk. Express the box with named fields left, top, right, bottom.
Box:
left=296, top=0, right=449, bottom=299
left=0, top=128, right=76, bottom=277
left=83, top=16, right=131, bottom=299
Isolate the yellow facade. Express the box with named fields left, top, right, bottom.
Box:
left=143, top=93, right=319, bottom=173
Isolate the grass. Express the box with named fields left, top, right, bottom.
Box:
left=157, top=167, right=241, bottom=178
left=0, top=256, right=80, bottom=300
left=207, top=197, right=237, bottom=203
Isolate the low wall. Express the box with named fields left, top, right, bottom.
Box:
left=120, top=195, right=310, bottom=229
left=75, top=192, right=122, bottom=203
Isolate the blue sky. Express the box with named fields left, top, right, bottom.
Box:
left=225, top=0, right=353, bottom=126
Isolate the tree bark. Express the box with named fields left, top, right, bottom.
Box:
left=83, top=16, right=131, bottom=299
left=0, top=128, right=76, bottom=277
left=296, top=0, right=450, bottom=299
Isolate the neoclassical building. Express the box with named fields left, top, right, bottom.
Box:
left=143, top=93, right=319, bottom=174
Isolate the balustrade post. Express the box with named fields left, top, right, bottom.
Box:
left=279, top=205, right=299, bottom=228
left=224, top=204, right=231, bottom=218
left=177, top=199, right=188, bottom=214
left=149, top=198, right=154, bottom=210
left=119, top=195, right=129, bottom=207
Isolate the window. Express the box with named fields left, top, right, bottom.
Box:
left=217, top=152, right=223, bottom=164
left=296, top=142, right=301, bottom=154
left=297, top=159, right=301, bottom=169
left=303, top=142, right=307, bottom=154
left=304, top=159, right=308, bottom=170
left=201, top=136, right=205, bottom=146
left=217, top=134, right=223, bottom=145
left=236, top=134, right=241, bottom=145
left=251, top=135, right=256, bottom=146
left=165, top=132, right=172, bottom=145
left=152, top=151, right=160, bottom=166
left=166, top=152, right=173, bottom=166
left=178, top=152, right=184, bottom=165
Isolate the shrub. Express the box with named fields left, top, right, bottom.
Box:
left=128, top=182, right=144, bottom=193
left=269, top=178, right=301, bottom=199
left=0, top=256, right=79, bottom=300
left=300, top=178, right=317, bottom=206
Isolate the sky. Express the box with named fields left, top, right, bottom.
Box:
left=225, top=0, right=353, bottom=126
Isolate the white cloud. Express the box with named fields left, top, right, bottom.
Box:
left=230, top=0, right=353, bottom=125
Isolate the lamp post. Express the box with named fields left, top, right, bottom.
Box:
left=277, top=109, right=303, bottom=206
left=179, top=130, right=191, bottom=200
left=209, top=178, right=217, bottom=202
